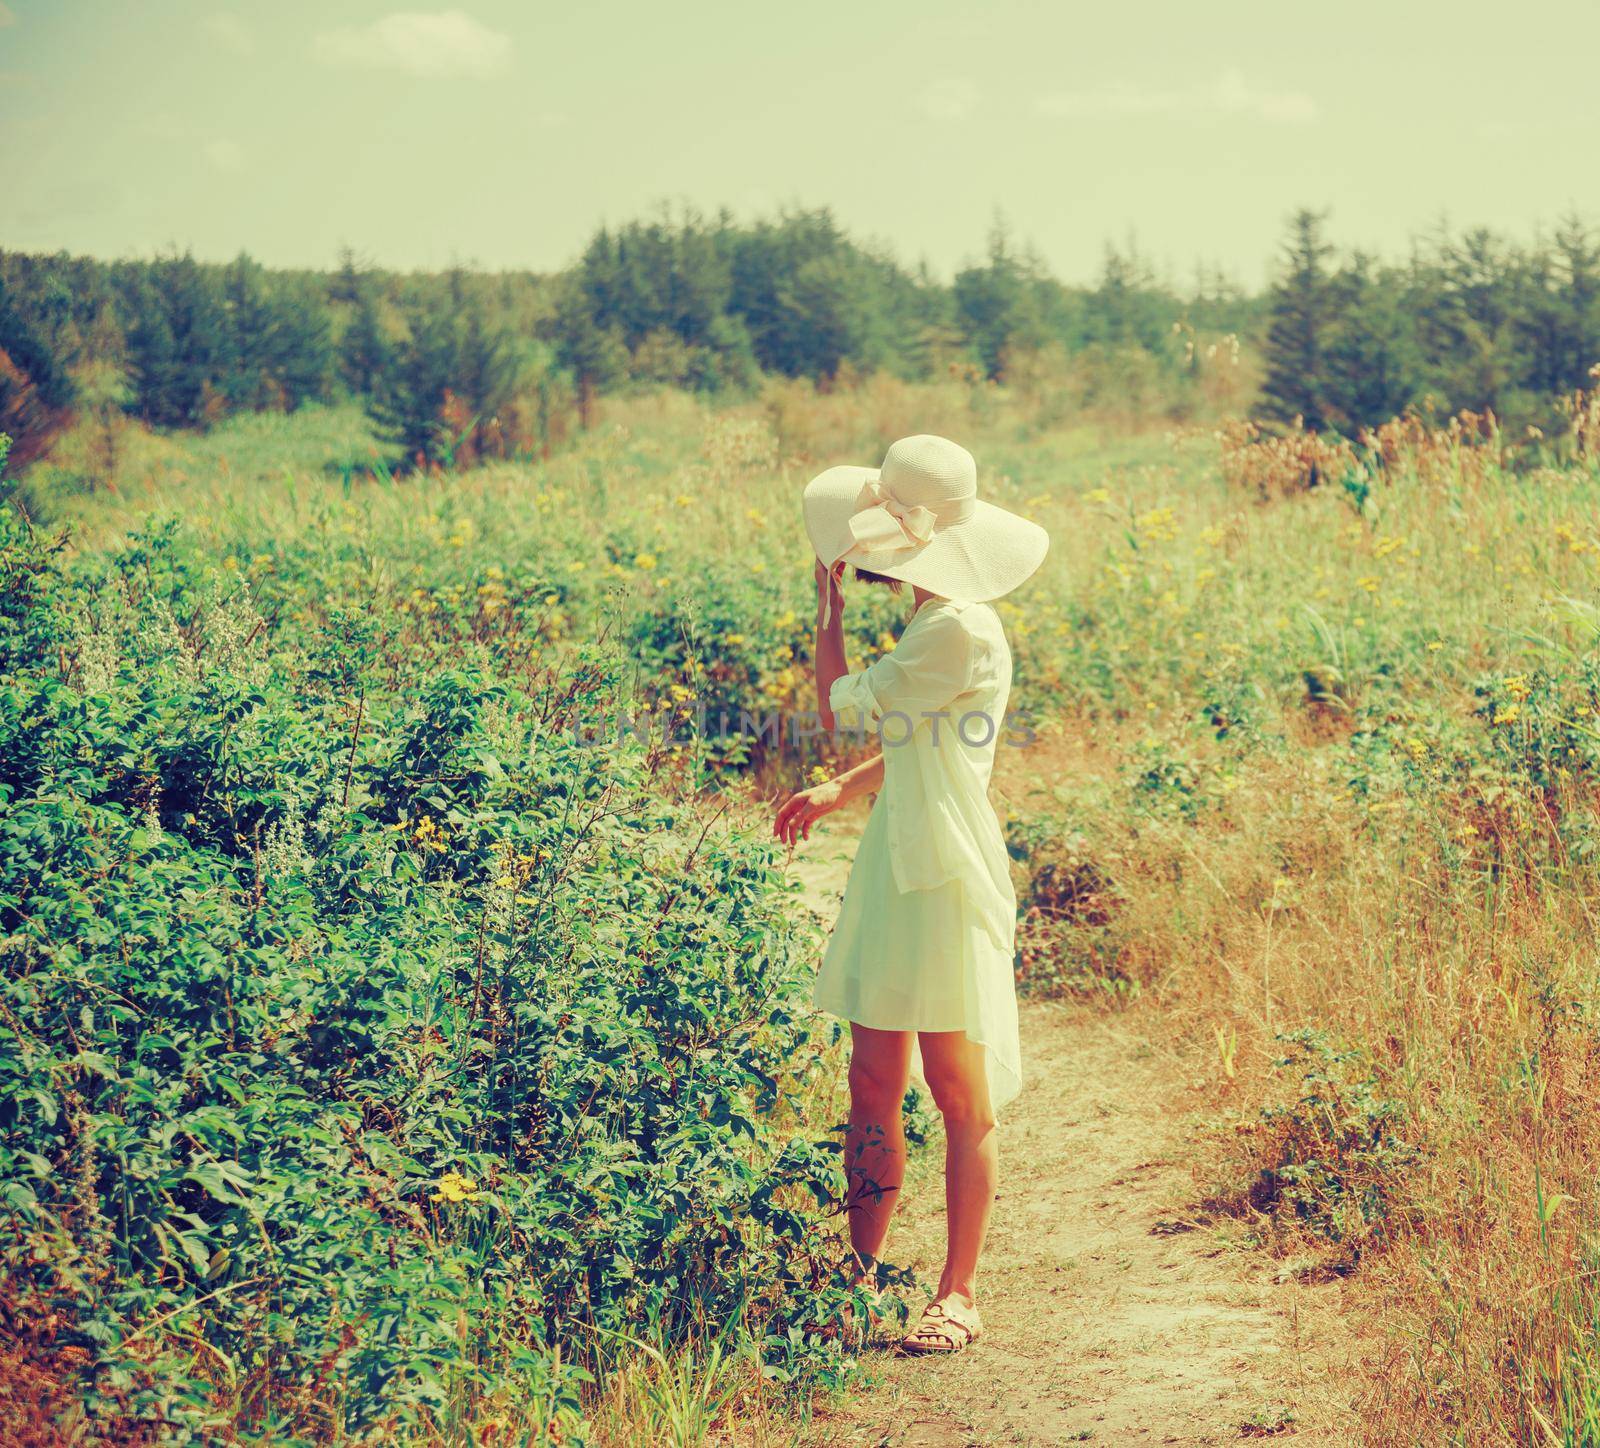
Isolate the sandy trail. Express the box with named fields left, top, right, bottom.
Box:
left=790, top=807, right=1351, bottom=1447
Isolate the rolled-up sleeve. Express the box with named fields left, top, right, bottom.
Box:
left=828, top=610, right=974, bottom=732
left=828, top=669, right=883, bottom=730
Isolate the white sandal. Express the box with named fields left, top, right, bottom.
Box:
left=899, top=1296, right=983, bottom=1355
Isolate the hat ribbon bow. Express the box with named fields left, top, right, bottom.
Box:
left=848, top=479, right=936, bottom=554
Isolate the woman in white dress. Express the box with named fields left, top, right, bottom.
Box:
left=774, top=435, right=1048, bottom=1356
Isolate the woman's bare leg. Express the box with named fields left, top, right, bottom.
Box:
left=844, top=1024, right=914, bottom=1280
left=917, top=1030, right=997, bottom=1306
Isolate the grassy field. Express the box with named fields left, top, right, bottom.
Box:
left=5, top=378, right=1600, bottom=1443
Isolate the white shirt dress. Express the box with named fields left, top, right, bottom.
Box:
left=812, top=599, right=1022, bottom=1112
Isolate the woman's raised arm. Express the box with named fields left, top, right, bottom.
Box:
left=812, top=558, right=848, bottom=732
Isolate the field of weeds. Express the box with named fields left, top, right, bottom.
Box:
left=6, top=373, right=1600, bottom=1442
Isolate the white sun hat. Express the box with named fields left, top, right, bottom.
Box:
left=802, top=434, right=1049, bottom=603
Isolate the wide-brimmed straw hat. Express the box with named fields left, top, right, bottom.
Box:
left=802, top=434, right=1049, bottom=603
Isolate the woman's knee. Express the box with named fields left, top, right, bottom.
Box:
left=848, top=1055, right=908, bottom=1119
left=921, top=1056, right=995, bottom=1129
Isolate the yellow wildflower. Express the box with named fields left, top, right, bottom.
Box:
left=430, top=1169, right=481, bottom=1204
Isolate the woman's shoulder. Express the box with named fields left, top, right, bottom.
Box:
left=900, top=599, right=1007, bottom=664
left=912, top=599, right=1006, bottom=642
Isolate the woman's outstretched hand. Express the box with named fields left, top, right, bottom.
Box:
left=774, top=778, right=843, bottom=847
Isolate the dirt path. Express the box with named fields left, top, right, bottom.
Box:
left=790, top=808, right=1353, bottom=1447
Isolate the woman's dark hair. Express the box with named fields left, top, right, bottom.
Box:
left=852, top=567, right=903, bottom=593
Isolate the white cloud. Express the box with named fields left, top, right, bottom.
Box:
left=920, top=77, right=979, bottom=122
left=0, top=3, right=17, bottom=27
left=1035, top=69, right=1316, bottom=125
left=313, top=10, right=512, bottom=79
left=203, top=139, right=244, bottom=172
left=203, top=14, right=255, bottom=55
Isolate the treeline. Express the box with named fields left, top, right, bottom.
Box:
left=1261, top=209, right=1600, bottom=435
left=3, top=205, right=1599, bottom=475
left=543, top=209, right=1255, bottom=399
left=0, top=210, right=1255, bottom=472
left=0, top=248, right=557, bottom=471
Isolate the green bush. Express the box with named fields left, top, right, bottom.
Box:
left=0, top=507, right=851, bottom=1442
left=1243, top=1028, right=1416, bottom=1262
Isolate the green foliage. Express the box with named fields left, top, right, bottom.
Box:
left=0, top=508, right=854, bottom=1441
left=5, top=203, right=1600, bottom=475
left=0, top=275, right=75, bottom=469
left=953, top=223, right=1059, bottom=381
left=1260, top=209, right=1600, bottom=437
left=1007, top=809, right=1130, bottom=1000
left=622, top=565, right=904, bottom=770
left=1260, top=209, right=1336, bottom=431
left=1246, top=1029, right=1417, bottom=1259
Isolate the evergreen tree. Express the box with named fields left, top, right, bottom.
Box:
left=1410, top=226, right=1519, bottom=415
left=330, top=246, right=366, bottom=306
left=368, top=292, right=460, bottom=466
left=0, top=276, right=75, bottom=469
left=1085, top=240, right=1170, bottom=352
left=544, top=277, right=627, bottom=429
left=338, top=265, right=394, bottom=399
left=127, top=253, right=229, bottom=427
left=269, top=276, right=335, bottom=408
left=220, top=253, right=278, bottom=410
left=1259, top=209, right=1336, bottom=429
left=952, top=222, right=1053, bottom=380
left=1322, top=257, right=1423, bottom=431
left=119, top=271, right=184, bottom=428
left=1522, top=215, right=1600, bottom=396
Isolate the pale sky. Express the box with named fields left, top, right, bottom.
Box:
left=2, top=0, right=1596, bottom=290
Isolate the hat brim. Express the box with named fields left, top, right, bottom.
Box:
left=802, top=464, right=1049, bottom=604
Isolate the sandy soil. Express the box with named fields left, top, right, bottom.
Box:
left=789, top=807, right=1356, bottom=1447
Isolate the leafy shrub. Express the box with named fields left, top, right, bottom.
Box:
left=1235, top=1028, right=1417, bottom=1264
left=623, top=565, right=903, bottom=770
left=1126, top=736, right=1220, bottom=822
left=0, top=508, right=852, bottom=1442
left=1006, top=813, right=1129, bottom=998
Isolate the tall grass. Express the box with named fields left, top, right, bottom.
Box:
left=996, top=401, right=1600, bottom=1441
left=15, top=371, right=1600, bottom=1442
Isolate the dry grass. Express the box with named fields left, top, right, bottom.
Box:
left=995, top=402, right=1600, bottom=1441
left=25, top=375, right=1600, bottom=1443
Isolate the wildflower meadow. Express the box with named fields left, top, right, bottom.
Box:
left=4, top=364, right=1600, bottom=1442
